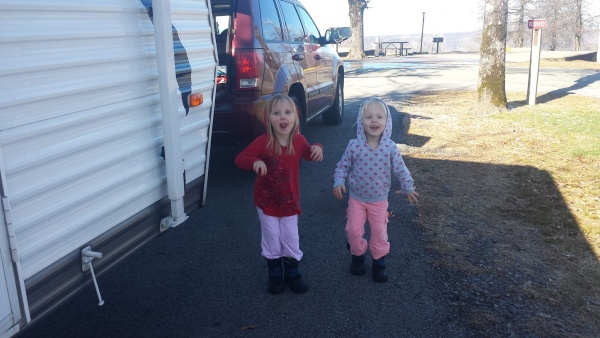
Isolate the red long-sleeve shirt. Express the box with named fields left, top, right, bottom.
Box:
left=235, top=134, right=322, bottom=217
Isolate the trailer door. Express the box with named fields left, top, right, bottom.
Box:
left=0, top=254, right=19, bottom=337
left=0, top=196, right=22, bottom=337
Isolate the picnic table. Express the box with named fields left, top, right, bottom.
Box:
left=376, top=41, right=410, bottom=56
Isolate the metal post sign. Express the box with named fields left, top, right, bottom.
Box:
left=527, top=19, right=546, bottom=105
left=528, top=19, right=546, bottom=29
left=433, top=37, right=443, bottom=53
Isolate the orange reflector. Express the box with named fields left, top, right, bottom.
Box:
left=188, top=93, right=203, bottom=107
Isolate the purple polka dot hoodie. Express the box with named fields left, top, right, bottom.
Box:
left=333, top=99, right=415, bottom=203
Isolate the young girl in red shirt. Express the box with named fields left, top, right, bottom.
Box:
left=235, top=94, right=323, bottom=294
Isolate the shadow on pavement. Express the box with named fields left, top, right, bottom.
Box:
left=536, top=72, right=600, bottom=104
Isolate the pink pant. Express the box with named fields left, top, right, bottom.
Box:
left=257, top=208, right=303, bottom=260
left=345, top=197, right=390, bottom=259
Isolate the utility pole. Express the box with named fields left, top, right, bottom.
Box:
left=420, top=12, right=426, bottom=54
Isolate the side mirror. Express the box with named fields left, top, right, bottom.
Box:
left=320, top=27, right=352, bottom=45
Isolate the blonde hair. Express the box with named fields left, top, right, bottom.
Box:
left=353, top=97, right=388, bottom=129
left=265, top=94, right=298, bottom=156
left=359, top=97, right=388, bottom=119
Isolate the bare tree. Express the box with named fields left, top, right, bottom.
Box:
left=347, top=0, right=369, bottom=59
left=478, top=0, right=508, bottom=108
left=505, top=0, right=598, bottom=51
left=508, top=0, right=531, bottom=47
left=576, top=0, right=600, bottom=51
left=575, top=0, right=583, bottom=50
left=531, top=0, right=574, bottom=50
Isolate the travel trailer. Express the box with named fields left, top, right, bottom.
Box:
left=0, top=0, right=217, bottom=336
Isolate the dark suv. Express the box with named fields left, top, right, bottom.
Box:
left=210, top=0, right=351, bottom=144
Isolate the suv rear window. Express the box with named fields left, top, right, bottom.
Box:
left=279, top=1, right=305, bottom=42
left=259, top=0, right=284, bottom=41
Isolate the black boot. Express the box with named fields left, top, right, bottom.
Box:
left=283, top=257, right=308, bottom=293
left=266, top=258, right=285, bottom=294
left=372, top=256, right=389, bottom=283
left=350, top=254, right=366, bottom=276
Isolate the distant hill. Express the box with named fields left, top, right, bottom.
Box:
left=367, top=32, right=482, bottom=53
left=337, top=29, right=599, bottom=54
left=338, top=31, right=482, bottom=54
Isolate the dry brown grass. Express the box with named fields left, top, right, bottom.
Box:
left=400, top=89, right=600, bottom=336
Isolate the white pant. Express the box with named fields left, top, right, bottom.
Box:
left=257, top=208, right=303, bottom=260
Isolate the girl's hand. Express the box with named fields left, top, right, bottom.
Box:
left=395, top=190, right=420, bottom=205
left=310, top=145, right=323, bottom=162
left=253, top=160, right=267, bottom=176
left=406, top=191, right=420, bottom=204
left=333, top=185, right=346, bottom=200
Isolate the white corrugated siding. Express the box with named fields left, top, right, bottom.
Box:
left=0, top=0, right=216, bottom=279
left=173, top=1, right=216, bottom=182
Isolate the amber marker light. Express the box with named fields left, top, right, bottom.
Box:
left=188, top=93, right=203, bottom=107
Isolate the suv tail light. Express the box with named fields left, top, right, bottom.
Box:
left=235, top=49, right=264, bottom=90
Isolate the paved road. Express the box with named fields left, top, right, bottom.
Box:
left=15, top=52, right=598, bottom=338
left=344, top=52, right=600, bottom=102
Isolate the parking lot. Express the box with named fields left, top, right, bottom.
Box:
left=343, top=51, right=600, bottom=101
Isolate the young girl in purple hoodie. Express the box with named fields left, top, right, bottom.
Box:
left=333, top=98, right=419, bottom=282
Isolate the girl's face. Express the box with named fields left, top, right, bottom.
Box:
left=361, top=103, right=387, bottom=139
left=269, top=99, right=297, bottom=139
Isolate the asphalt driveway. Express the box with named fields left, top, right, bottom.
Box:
left=16, top=52, right=598, bottom=337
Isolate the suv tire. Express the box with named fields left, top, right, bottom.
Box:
left=290, top=95, right=305, bottom=133
left=322, top=75, right=344, bottom=125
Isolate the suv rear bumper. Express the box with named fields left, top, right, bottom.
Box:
left=212, top=93, right=273, bottom=144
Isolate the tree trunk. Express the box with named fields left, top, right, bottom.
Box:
left=516, top=0, right=526, bottom=48
left=478, top=0, right=508, bottom=108
left=597, top=27, right=600, bottom=63
left=575, top=0, right=582, bottom=51
left=347, top=0, right=368, bottom=59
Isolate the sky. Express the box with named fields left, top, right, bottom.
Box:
left=300, top=0, right=600, bottom=37
left=299, top=0, right=484, bottom=37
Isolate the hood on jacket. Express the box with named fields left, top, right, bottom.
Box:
left=356, top=97, right=392, bottom=144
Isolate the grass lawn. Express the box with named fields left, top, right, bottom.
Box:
left=400, top=88, right=600, bottom=336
